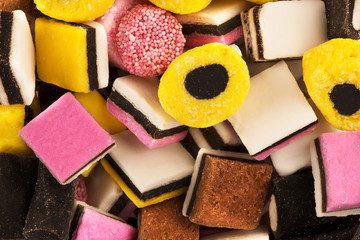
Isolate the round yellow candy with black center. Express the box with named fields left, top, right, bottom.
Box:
left=148, top=0, right=212, bottom=14
left=303, top=38, right=360, bottom=131
left=158, top=43, right=250, bottom=128
left=35, top=0, right=115, bottom=22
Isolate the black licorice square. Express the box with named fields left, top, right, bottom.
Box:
left=0, top=153, right=38, bottom=239
left=23, top=163, right=76, bottom=240
left=324, top=0, right=360, bottom=39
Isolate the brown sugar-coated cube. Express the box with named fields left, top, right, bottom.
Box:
left=186, top=152, right=273, bottom=230
left=138, top=196, right=199, bottom=240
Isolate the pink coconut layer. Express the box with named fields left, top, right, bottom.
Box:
left=319, top=131, right=360, bottom=212
left=19, top=93, right=115, bottom=184
left=184, top=26, right=243, bottom=47
left=96, top=0, right=146, bottom=69
left=254, top=123, right=320, bottom=161
left=74, top=207, right=136, bottom=240
left=107, top=99, right=188, bottom=149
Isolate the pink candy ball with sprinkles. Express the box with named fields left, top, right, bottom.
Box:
left=116, top=4, right=186, bottom=77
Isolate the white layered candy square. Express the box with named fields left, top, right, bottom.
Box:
left=107, top=75, right=188, bottom=149
left=103, top=130, right=194, bottom=207
left=270, top=101, right=338, bottom=177
left=241, top=1, right=327, bottom=61
left=228, top=61, right=318, bottom=160
left=0, top=10, right=35, bottom=105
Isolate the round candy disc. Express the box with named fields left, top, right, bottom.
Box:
left=35, top=0, right=115, bottom=22
left=148, top=0, right=212, bottom=14
left=303, top=38, right=360, bottom=130
left=158, top=43, right=250, bottom=128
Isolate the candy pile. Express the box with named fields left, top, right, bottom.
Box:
left=1, top=0, right=360, bottom=239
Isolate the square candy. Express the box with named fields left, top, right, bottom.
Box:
left=228, top=61, right=318, bottom=160
left=311, top=131, right=360, bottom=217
left=70, top=202, right=136, bottom=240
left=19, top=92, right=115, bottom=184
left=183, top=149, right=273, bottom=230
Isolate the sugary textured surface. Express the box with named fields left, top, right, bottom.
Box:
left=116, top=4, right=185, bottom=77
left=200, top=226, right=269, bottom=240
left=74, top=90, right=126, bottom=134
left=19, top=92, right=115, bottom=184
left=0, top=104, right=32, bottom=155
left=34, top=0, right=115, bottom=22
left=158, top=43, right=250, bottom=128
left=318, top=131, right=360, bottom=212
left=229, top=61, right=318, bottom=159
left=189, top=155, right=272, bottom=229
left=71, top=204, right=136, bottom=240
left=148, top=0, right=211, bottom=14
left=96, top=0, right=146, bottom=69
left=23, top=163, right=76, bottom=240
left=35, top=18, right=109, bottom=93
left=0, top=153, right=38, bottom=240
left=138, top=196, right=199, bottom=240
left=75, top=176, right=88, bottom=202
left=107, top=100, right=188, bottom=148
left=303, top=38, right=360, bottom=130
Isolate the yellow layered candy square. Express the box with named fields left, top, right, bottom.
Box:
left=0, top=104, right=32, bottom=155
left=35, top=18, right=91, bottom=93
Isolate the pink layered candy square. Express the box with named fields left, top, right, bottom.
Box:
left=19, top=92, right=115, bottom=184
left=319, top=131, right=360, bottom=212
left=73, top=206, right=137, bottom=240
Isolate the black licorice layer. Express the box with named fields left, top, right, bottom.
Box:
left=105, top=155, right=191, bottom=201
left=108, top=193, right=130, bottom=216
left=272, top=169, right=337, bottom=239
left=69, top=205, right=85, bottom=240
left=184, top=64, right=228, bottom=100
left=253, top=7, right=265, bottom=61
left=109, top=90, right=188, bottom=138
left=200, top=126, right=225, bottom=149
left=23, top=163, right=76, bottom=240
left=315, top=138, right=328, bottom=213
left=84, top=26, right=98, bottom=91
left=0, top=153, right=38, bottom=239
left=186, top=153, right=265, bottom=216
left=180, top=132, right=201, bottom=159
left=181, top=14, right=241, bottom=36
left=323, top=0, right=360, bottom=39
left=253, top=120, right=319, bottom=158
left=0, top=11, right=24, bottom=104
left=329, top=83, right=360, bottom=116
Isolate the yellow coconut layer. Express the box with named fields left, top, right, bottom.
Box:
left=0, top=105, right=32, bottom=156
left=101, top=159, right=187, bottom=208
left=148, top=0, right=212, bottom=14
left=35, top=18, right=91, bottom=93
left=35, top=0, right=115, bottom=22
left=303, top=38, right=360, bottom=131
left=158, top=42, right=250, bottom=128
left=247, top=0, right=276, bottom=4
left=74, top=91, right=126, bottom=134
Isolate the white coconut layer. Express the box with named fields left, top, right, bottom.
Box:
left=109, top=130, right=194, bottom=194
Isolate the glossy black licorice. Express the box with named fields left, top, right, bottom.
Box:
left=184, top=64, right=228, bottom=100
left=0, top=153, right=38, bottom=239
left=180, top=132, right=200, bottom=159
left=23, top=163, right=76, bottom=240
left=329, top=83, right=360, bottom=116
left=272, top=169, right=338, bottom=239
left=323, top=0, right=360, bottom=39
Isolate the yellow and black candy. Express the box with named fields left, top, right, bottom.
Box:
left=158, top=43, right=250, bottom=128
left=303, top=38, right=360, bottom=131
